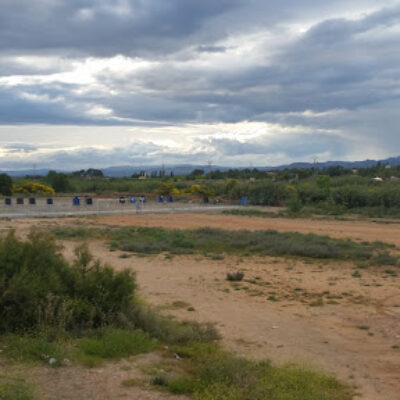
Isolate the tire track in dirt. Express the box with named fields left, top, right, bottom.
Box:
left=376, top=294, right=400, bottom=317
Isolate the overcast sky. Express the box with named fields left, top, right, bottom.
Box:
left=1, top=0, right=399, bottom=170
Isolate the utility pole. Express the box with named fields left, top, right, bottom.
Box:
left=313, top=156, right=318, bottom=175
left=207, top=160, right=212, bottom=174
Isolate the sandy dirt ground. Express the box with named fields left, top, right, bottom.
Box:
left=1, top=213, right=400, bottom=400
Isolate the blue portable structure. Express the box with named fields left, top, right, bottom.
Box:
left=167, top=195, right=173, bottom=203
left=73, top=196, right=80, bottom=206
left=130, top=196, right=136, bottom=203
left=241, top=196, right=247, bottom=206
left=157, top=195, right=164, bottom=203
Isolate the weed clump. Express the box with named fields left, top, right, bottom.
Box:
left=129, top=304, right=219, bottom=344
left=371, top=252, right=398, bottom=266
left=226, top=271, right=244, bottom=282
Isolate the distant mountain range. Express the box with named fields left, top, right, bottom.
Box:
left=2, top=156, right=400, bottom=177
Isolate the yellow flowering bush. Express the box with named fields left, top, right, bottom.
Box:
left=12, top=182, right=55, bottom=195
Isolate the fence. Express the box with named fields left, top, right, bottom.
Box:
left=0, top=196, right=240, bottom=218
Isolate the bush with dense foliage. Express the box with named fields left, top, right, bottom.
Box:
left=0, top=229, right=135, bottom=333
left=248, top=181, right=290, bottom=206
left=12, top=182, right=55, bottom=194
left=45, top=170, right=70, bottom=193
left=0, top=173, right=12, bottom=196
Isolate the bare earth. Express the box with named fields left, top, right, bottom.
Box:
left=1, top=213, right=400, bottom=400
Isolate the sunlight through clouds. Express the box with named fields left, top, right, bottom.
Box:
left=0, top=1, right=399, bottom=169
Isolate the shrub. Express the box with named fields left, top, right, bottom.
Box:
left=152, top=375, right=169, bottom=387
left=0, top=230, right=136, bottom=333
left=371, top=252, right=398, bottom=266
left=248, top=181, right=289, bottom=206
left=226, top=272, right=244, bottom=281
left=12, top=182, right=55, bottom=195
left=129, top=303, right=219, bottom=344
left=286, top=196, right=303, bottom=213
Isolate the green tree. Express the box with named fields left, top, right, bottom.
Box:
left=0, top=173, right=12, bottom=196
left=190, top=169, right=204, bottom=176
left=46, top=170, right=70, bottom=193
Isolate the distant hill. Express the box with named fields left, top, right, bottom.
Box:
left=269, top=156, right=400, bottom=171
left=101, top=164, right=222, bottom=177
left=0, top=168, right=52, bottom=177
left=1, top=156, right=399, bottom=177
left=99, top=156, right=400, bottom=176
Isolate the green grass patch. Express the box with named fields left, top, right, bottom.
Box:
left=222, top=209, right=282, bottom=218
left=52, top=225, right=396, bottom=263
left=0, top=334, right=67, bottom=366
left=0, top=376, right=35, bottom=400
left=78, top=328, right=156, bottom=361
left=159, top=343, right=352, bottom=400
left=50, top=226, right=109, bottom=239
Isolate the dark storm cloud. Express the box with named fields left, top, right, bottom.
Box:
left=0, top=0, right=239, bottom=57
left=0, top=85, right=105, bottom=125
left=87, top=4, right=400, bottom=124
left=0, top=1, right=400, bottom=167
left=196, top=45, right=227, bottom=53
left=199, top=9, right=400, bottom=115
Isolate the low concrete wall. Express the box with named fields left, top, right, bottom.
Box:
left=0, top=196, right=240, bottom=218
